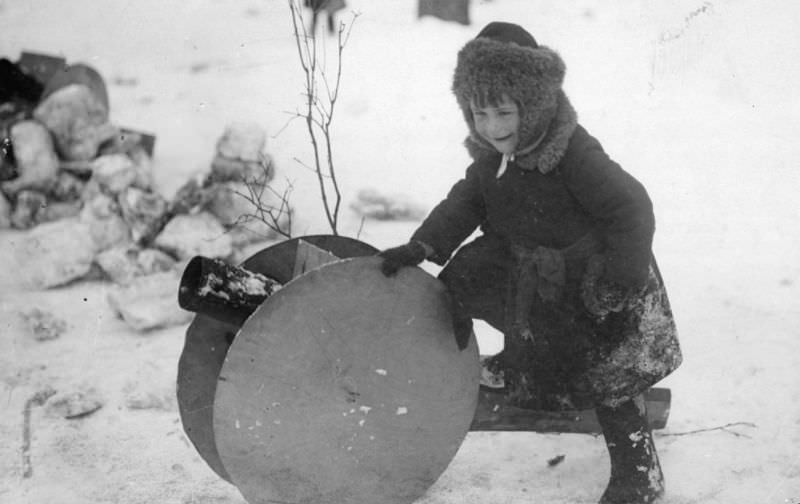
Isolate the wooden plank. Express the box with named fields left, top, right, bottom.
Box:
left=292, top=238, right=341, bottom=279
left=470, top=387, right=671, bottom=433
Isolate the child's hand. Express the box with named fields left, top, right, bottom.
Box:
left=581, top=254, right=635, bottom=318
left=582, top=277, right=630, bottom=317
left=377, top=241, right=428, bottom=277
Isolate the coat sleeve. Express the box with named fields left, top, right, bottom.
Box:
left=411, top=163, right=486, bottom=265
left=562, top=138, right=655, bottom=289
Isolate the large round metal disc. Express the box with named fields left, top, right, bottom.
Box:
left=177, top=236, right=377, bottom=482
left=177, top=316, right=238, bottom=481
left=214, top=257, right=480, bottom=504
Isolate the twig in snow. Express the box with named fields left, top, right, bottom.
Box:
left=658, top=421, right=757, bottom=439
left=22, top=386, right=57, bottom=478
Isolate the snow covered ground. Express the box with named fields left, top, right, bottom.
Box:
left=1, top=0, right=799, bottom=503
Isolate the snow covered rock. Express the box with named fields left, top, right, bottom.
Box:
left=0, top=191, right=11, bottom=228
left=94, top=246, right=143, bottom=284
left=51, top=171, right=88, bottom=202
left=91, top=153, right=151, bottom=195
left=169, top=172, right=216, bottom=215
left=38, top=200, right=82, bottom=223
left=122, top=364, right=176, bottom=411
left=106, top=270, right=193, bottom=331
left=95, top=245, right=176, bottom=284
left=210, top=153, right=273, bottom=184
left=0, top=120, right=59, bottom=196
left=20, top=308, right=68, bottom=341
left=350, top=187, right=427, bottom=221
left=80, top=193, right=131, bottom=252
left=59, top=159, right=94, bottom=177
left=10, top=190, right=47, bottom=229
left=215, top=122, right=267, bottom=163
left=124, top=391, right=174, bottom=411
left=210, top=123, right=273, bottom=183
left=118, top=186, right=169, bottom=243
left=98, top=129, right=152, bottom=158
left=33, top=83, right=117, bottom=161
left=138, top=248, right=177, bottom=274
left=79, top=177, right=102, bottom=203
left=16, top=218, right=96, bottom=288
left=46, top=388, right=104, bottom=419
left=127, top=148, right=156, bottom=189
left=123, top=379, right=175, bottom=411
left=154, top=211, right=233, bottom=260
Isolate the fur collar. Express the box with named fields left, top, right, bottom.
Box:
left=464, top=90, right=578, bottom=174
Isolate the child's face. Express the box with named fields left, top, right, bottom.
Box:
left=470, top=95, right=520, bottom=155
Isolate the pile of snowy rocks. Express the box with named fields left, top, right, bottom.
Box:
left=2, top=80, right=284, bottom=329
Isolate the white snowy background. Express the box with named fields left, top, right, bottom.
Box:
left=1, top=0, right=799, bottom=503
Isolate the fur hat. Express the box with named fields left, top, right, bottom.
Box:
left=453, top=22, right=577, bottom=173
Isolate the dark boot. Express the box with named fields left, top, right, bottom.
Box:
left=595, top=395, right=664, bottom=504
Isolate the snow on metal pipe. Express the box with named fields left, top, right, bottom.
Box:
left=178, top=256, right=281, bottom=327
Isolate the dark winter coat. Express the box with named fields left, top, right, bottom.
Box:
left=412, top=95, right=682, bottom=409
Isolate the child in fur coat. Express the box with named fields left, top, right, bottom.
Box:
left=378, top=22, right=682, bottom=504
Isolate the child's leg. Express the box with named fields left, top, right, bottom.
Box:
left=595, top=395, right=664, bottom=504
left=437, top=237, right=511, bottom=351
left=437, top=237, right=512, bottom=332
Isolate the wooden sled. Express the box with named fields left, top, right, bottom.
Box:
left=176, top=235, right=672, bottom=504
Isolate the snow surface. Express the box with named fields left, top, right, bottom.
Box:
left=1, top=0, right=800, bottom=503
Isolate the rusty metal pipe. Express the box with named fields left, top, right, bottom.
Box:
left=178, top=256, right=281, bottom=327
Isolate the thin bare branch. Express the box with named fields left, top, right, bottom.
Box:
left=271, top=111, right=304, bottom=139
left=289, top=2, right=311, bottom=75
left=230, top=156, right=294, bottom=239
left=658, top=422, right=757, bottom=439
left=285, top=0, right=357, bottom=235
left=356, top=215, right=366, bottom=240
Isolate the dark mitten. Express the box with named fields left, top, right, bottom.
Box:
left=581, top=254, right=637, bottom=318
left=377, top=240, right=428, bottom=277
left=583, top=277, right=632, bottom=317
